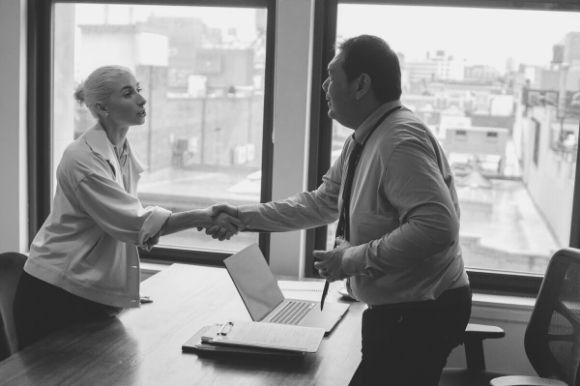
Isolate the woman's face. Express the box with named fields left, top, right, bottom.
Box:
left=103, top=71, right=147, bottom=127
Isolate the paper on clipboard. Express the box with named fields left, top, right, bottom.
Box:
left=182, top=326, right=304, bottom=358
left=202, top=321, right=325, bottom=353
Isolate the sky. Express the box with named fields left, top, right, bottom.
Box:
left=67, top=3, right=580, bottom=71
left=71, top=4, right=259, bottom=42
left=338, top=4, right=580, bottom=70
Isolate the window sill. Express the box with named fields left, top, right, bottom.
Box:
left=140, top=261, right=536, bottom=308
left=141, top=260, right=171, bottom=277
left=473, top=292, right=535, bottom=309
left=140, top=261, right=537, bottom=322
left=471, top=292, right=535, bottom=324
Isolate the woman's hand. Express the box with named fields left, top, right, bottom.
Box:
left=200, top=204, right=243, bottom=241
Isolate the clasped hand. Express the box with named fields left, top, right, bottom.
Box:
left=313, top=237, right=350, bottom=282
left=202, top=203, right=243, bottom=241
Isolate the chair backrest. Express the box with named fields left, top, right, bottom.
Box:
left=0, top=252, right=26, bottom=361
left=525, top=248, right=580, bottom=385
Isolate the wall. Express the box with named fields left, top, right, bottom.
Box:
left=53, top=4, right=76, bottom=194
left=268, top=0, right=314, bottom=278
left=521, top=106, right=574, bottom=247
left=0, top=0, right=28, bottom=252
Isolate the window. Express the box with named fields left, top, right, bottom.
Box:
left=311, top=0, right=580, bottom=291
left=31, top=0, right=274, bottom=262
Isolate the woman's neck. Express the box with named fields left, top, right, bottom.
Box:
left=99, top=119, right=128, bottom=147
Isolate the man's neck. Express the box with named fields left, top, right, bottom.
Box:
left=352, top=100, right=387, bottom=129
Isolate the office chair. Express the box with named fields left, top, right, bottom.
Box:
left=0, top=252, right=26, bottom=361
left=440, top=248, right=580, bottom=386
left=440, top=323, right=506, bottom=386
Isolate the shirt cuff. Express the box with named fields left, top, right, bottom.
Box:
left=237, top=203, right=262, bottom=230
left=341, top=243, right=368, bottom=276
left=138, top=206, right=172, bottom=247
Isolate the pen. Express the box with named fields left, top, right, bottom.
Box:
left=320, top=280, right=329, bottom=310
left=319, top=235, right=343, bottom=310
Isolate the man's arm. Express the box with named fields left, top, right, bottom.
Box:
left=208, top=158, right=345, bottom=237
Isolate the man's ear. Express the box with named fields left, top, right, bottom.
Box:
left=354, top=73, right=371, bottom=100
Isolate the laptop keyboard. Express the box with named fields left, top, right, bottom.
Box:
left=270, top=301, right=315, bottom=325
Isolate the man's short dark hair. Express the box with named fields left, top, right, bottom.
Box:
left=338, top=35, right=402, bottom=102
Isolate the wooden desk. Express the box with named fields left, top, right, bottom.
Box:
left=0, top=264, right=363, bottom=386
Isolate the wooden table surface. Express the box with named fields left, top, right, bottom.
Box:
left=0, top=263, right=363, bottom=386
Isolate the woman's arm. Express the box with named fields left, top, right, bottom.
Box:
left=73, top=173, right=241, bottom=249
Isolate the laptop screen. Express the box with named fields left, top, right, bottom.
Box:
left=224, top=243, right=285, bottom=321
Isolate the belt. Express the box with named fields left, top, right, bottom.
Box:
left=367, top=285, right=471, bottom=311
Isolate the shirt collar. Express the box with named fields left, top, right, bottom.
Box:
left=82, top=123, right=144, bottom=174
left=83, top=123, right=119, bottom=163
left=83, top=123, right=135, bottom=163
left=353, top=100, right=402, bottom=144
left=83, top=123, right=145, bottom=178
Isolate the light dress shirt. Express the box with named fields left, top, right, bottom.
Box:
left=25, top=124, right=171, bottom=308
left=237, top=100, right=469, bottom=306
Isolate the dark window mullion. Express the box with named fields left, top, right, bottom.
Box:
left=257, top=0, right=277, bottom=262
left=304, top=0, right=338, bottom=277
left=569, top=123, right=580, bottom=248
left=140, top=247, right=231, bottom=266
left=340, top=0, right=580, bottom=12
left=27, top=0, right=54, bottom=241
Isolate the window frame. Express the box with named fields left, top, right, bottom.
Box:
left=27, top=0, right=276, bottom=265
left=306, top=0, right=580, bottom=295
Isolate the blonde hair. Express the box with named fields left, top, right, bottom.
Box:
left=74, top=65, right=132, bottom=117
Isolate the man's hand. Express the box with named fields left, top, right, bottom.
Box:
left=203, top=203, right=243, bottom=241
left=313, top=237, right=350, bottom=282
left=211, top=203, right=238, bottom=218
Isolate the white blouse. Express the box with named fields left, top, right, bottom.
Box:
left=25, top=124, right=171, bottom=308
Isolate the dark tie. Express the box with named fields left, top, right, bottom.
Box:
left=319, top=105, right=401, bottom=310
left=335, top=139, right=363, bottom=242
left=319, top=138, right=362, bottom=310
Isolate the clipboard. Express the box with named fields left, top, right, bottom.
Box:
left=182, top=326, right=304, bottom=358
left=183, top=321, right=325, bottom=355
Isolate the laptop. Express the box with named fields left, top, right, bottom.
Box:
left=223, top=243, right=350, bottom=335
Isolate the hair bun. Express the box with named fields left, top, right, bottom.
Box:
left=74, top=83, right=86, bottom=105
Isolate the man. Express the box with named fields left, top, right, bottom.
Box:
left=211, top=35, right=471, bottom=386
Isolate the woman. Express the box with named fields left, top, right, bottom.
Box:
left=13, top=65, right=236, bottom=348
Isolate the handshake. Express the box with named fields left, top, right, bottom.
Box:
left=199, top=203, right=350, bottom=283
left=202, top=203, right=244, bottom=241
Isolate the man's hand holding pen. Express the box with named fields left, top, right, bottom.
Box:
left=313, top=237, right=350, bottom=282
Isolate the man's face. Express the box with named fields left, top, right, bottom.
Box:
left=322, top=53, right=356, bottom=128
